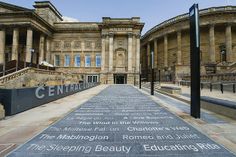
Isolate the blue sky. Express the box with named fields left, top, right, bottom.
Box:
left=2, top=0, right=236, bottom=34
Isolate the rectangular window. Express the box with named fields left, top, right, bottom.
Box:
left=74, top=55, right=80, bottom=67
left=64, top=55, right=70, bottom=67
left=87, top=76, right=93, bottom=83
left=54, top=55, right=60, bottom=66
left=96, top=54, right=101, bottom=67
left=93, top=76, right=98, bottom=82
left=87, top=75, right=98, bottom=83
left=85, top=55, right=91, bottom=67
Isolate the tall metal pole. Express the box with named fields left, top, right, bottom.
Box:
left=139, top=64, right=142, bottom=89
left=151, top=51, right=154, bottom=95
left=189, top=4, right=201, bottom=118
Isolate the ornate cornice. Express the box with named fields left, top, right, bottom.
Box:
left=142, top=6, right=236, bottom=40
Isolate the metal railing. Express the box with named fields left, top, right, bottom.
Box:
left=179, top=80, right=236, bottom=93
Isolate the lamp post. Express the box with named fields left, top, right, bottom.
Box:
left=151, top=51, right=154, bottom=95
left=30, top=48, right=35, bottom=67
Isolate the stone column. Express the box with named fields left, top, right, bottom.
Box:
left=209, top=25, right=216, bottom=63
left=12, top=28, right=19, bottom=61
left=108, top=33, right=114, bottom=72
left=226, top=24, right=233, bottom=62
left=46, top=38, right=51, bottom=63
left=164, top=35, right=168, bottom=67
left=26, top=28, right=33, bottom=62
left=147, top=43, right=150, bottom=68
left=154, top=39, right=158, bottom=68
left=136, top=34, right=140, bottom=73
left=39, top=34, right=45, bottom=63
left=177, top=31, right=182, bottom=65
left=101, top=34, right=106, bottom=71
left=128, top=33, right=133, bottom=72
left=0, top=29, right=6, bottom=64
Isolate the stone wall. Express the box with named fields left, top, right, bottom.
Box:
left=141, top=6, right=236, bottom=81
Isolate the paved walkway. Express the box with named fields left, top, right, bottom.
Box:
left=0, top=85, right=107, bottom=156
left=7, top=85, right=235, bottom=157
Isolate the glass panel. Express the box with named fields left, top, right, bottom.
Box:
left=85, top=55, right=91, bottom=67
left=55, top=55, right=60, bottom=66
left=96, top=54, right=101, bottom=67
left=93, top=76, right=98, bottom=82
left=74, top=55, right=80, bottom=67
left=87, top=76, right=93, bottom=83
left=64, top=55, right=70, bottom=67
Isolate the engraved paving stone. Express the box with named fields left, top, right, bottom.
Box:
left=7, top=85, right=236, bottom=157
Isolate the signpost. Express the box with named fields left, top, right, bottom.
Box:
left=189, top=4, right=201, bottom=118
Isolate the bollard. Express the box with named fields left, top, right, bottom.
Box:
left=210, top=83, right=212, bottom=92
left=139, top=74, right=141, bottom=89
left=233, top=84, right=235, bottom=93
left=220, top=83, right=223, bottom=94
left=200, top=83, right=203, bottom=90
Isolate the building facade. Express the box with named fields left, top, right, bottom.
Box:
left=141, top=6, right=236, bottom=82
left=0, top=1, right=144, bottom=84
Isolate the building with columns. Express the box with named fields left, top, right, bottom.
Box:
left=0, top=1, right=144, bottom=84
left=141, top=6, right=236, bottom=82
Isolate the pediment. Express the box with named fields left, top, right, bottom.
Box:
left=115, top=47, right=126, bottom=52
left=0, top=2, right=31, bottom=13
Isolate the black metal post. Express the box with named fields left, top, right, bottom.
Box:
left=210, top=83, right=212, bottom=92
left=221, top=83, right=223, bottom=94
left=159, top=70, right=161, bottom=85
left=151, top=68, right=154, bottom=95
left=233, top=84, right=236, bottom=93
left=200, top=83, right=203, bottom=90
left=139, top=74, right=141, bottom=89
left=30, top=49, right=34, bottom=67
left=150, top=51, right=154, bottom=95
left=189, top=4, right=201, bottom=118
left=139, top=64, right=142, bottom=89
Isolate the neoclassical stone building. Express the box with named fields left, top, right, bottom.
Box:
left=0, top=1, right=144, bottom=84
left=141, top=6, right=236, bottom=82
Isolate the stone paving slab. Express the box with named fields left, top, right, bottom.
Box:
left=7, top=85, right=236, bottom=157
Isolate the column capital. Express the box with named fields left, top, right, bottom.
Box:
left=225, top=22, right=233, bottom=27
left=109, top=33, right=114, bottom=38
left=128, top=32, right=133, bottom=38
left=177, top=30, right=182, bottom=35
left=101, top=33, right=108, bottom=38
left=208, top=23, right=215, bottom=28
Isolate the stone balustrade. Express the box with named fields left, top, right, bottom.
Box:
left=0, top=67, right=83, bottom=88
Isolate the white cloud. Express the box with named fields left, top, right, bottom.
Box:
left=62, top=16, right=79, bottom=22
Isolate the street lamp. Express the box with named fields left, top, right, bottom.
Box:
left=30, top=48, right=35, bottom=67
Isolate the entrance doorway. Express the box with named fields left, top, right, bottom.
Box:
left=114, top=74, right=127, bottom=84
